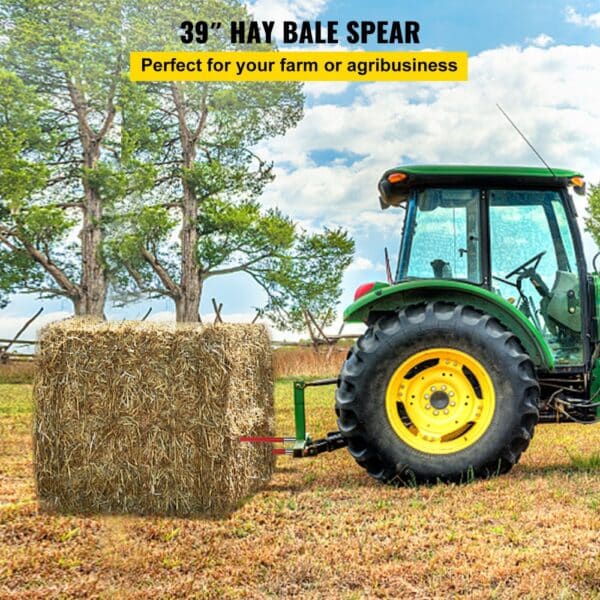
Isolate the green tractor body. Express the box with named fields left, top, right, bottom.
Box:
left=242, top=164, right=599, bottom=484
left=334, top=165, right=600, bottom=483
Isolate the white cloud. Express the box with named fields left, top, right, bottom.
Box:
left=257, top=43, right=600, bottom=244
left=304, top=81, right=351, bottom=98
left=0, top=310, right=71, bottom=352
left=246, top=0, right=329, bottom=24
left=565, top=6, right=600, bottom=28
left=347, top=256, right=374, bottom=271
left=527, top=33, right=554, bottom=47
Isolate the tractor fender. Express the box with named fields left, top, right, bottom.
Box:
left=344, top=279, right=554, bottom=370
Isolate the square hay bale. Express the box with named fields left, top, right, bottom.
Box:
left=33, top=320, right=274, bottom=516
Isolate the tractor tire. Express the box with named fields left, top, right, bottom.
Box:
left=335, top=302, right=540, bottom=484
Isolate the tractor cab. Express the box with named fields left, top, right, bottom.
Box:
left=377, top=165, right=588, bottom=367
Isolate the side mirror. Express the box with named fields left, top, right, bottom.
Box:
left=593, top=252, right=600, bottom=274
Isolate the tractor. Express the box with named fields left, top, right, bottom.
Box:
left=244, top=165, right=600, bottom=484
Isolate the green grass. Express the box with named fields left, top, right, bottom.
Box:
left=569, top=451, right=600, bottom=472
left=0, top=384, right=32, bottom=416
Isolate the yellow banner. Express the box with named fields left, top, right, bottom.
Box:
left=130, top=51, right=468, bottom=82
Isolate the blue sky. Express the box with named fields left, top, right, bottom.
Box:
left=2, top=0, right=600, bottom=340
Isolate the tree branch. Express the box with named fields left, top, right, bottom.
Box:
left=0, top=224, right=80, bottom=300
left=122, top=262, right=173, bottom=298
left=191, top=92, right=209, bottom=143
left=65, top=76, right=95, bottom=144
left=140, top=247, right=181, bottom=298
left=21, top=286, right=72, bottom=298
left=170, top=83, right=191, bottom=145
left=97, top=76, right=118, bottom=142
left=205, top=253, right=274, bottom=277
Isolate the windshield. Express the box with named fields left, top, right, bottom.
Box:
left=398, top=188, right=481, bottom=282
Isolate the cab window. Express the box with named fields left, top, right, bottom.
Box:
left=489, top=190, right=582, bottom=364
left=400, top=188, right=481, bottom=282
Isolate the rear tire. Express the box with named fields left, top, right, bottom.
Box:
left=335, top=302, right=540, bottom=484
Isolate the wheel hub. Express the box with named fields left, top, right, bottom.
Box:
left=385, top=347, right=496, bottom=454
left=430, top=390, right=449, bottom=410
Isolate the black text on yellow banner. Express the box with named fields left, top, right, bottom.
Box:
left=130, top=51, right=468, bottom=82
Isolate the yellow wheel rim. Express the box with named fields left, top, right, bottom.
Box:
left=385, top=348, right=496, bottom=455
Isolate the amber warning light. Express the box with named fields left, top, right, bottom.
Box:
left=570, top=176, right=586, bottom=196
left=387, top=172, right=408, bottom=184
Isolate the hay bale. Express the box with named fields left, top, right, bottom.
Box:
left=33, top=320, right=274, bottom=516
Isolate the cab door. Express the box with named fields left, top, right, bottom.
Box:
left=488, top=189, right=583, bottom=365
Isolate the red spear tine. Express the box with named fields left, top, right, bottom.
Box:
left=239, top=436, right=286, bottom=443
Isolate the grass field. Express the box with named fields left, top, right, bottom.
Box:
left=1, top=382, right=600, bottom=598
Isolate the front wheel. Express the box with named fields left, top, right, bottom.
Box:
left=335, top=302, right=540, bottom=484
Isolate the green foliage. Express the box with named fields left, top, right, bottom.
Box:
left=197, top=198, right=354, bottom=329
left=0, top=0, right=127, bottom=310
left=0, top=0, right=355, bottom=327
left=585, top=184, right=600, bottom=258
left=0, top=70, right=52, bottom=303
left=0, top=71, right=49, bottom=209
left=17, top=206, right=77, bottom=244
left=82, top=163, right=128, bottom=204
left=259, top=228, right=355, bottom=330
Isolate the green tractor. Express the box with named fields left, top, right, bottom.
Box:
left=243, top=165, right=599, bottom=484
left=337, top=165, right=596, bottom=484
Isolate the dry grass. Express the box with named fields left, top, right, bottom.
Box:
left=0, top=361, right=35, bottom=384
left=34, top=321, right=273, bottom=516
left=1, top=381, right=600, bottom=598
left=273, top=346, right=348, bottom=378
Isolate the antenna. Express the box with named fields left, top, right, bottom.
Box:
left=496, top=103, right=556, bottom=177
left=384, top=247, right=393, bottom=284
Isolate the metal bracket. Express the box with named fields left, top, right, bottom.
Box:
left=240, top=377, right=346, bottom=457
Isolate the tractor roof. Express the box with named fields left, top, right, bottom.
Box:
left=378, top=164, right=585, bottom=209
left=386, top=165, right=582, bottom=179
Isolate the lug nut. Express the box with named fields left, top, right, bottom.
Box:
left=450, top=401, right=456, bottom=407
left=433, top=410, right=439, bottom=416
left=441, top=385, right=447, bottom=391
left=431, top=386, right=436, bottom=391
left=449, top=392, right=454, bottom=397
left=425, top=394, right=430, bottom=399
left=425, top=404, right=431, bottom=410
left=444, top=409, right=449, bottom=415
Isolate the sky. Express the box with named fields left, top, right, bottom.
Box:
left=2, top=0, right=600, bottom=344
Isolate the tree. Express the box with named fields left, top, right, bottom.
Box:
left=0, top=71, right=49, bottom=307
left=111, top=0, right=354, bottom=325
left=0, top=0, right=126, bottom=316
left=585, top=184, right=600, bottom=259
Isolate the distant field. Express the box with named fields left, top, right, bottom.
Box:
left=0, top=362, right=35, bottom=384
left=0, top=346, right=348, bottom=384
left=1, top=382, right=600, bottom=598
left=272, top=346, right=347, bottom=378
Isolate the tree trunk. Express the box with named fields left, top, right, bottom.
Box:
left=170, top=83, right=208, bottom=323
left=177, top=175, right=201, bottom=322
left=176, top=108, right=202, bottom=322
left=175, top=276, right=203, bottom=322
left=79, top=140, right=107, bottom=319
left=68, top=78, right=109, bottom=319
